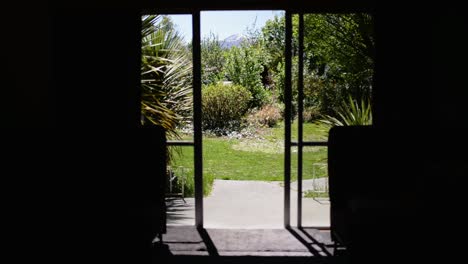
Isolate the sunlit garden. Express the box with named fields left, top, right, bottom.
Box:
left=141, top=12, right=374, bottom=198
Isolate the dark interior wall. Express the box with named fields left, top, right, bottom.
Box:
left=373, top=6, right=430, bottom=207
left=51, top=9, right=141, bottom=130
left=430, top=7, right=468, bottom=255
left=0, top=3, right=52, bottom=128
left=1, top=3, right=153, bottom=262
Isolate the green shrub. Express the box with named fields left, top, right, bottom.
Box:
left=202, top=83, right=251, bottom=130
left=247, top=103, right=283, bottom=128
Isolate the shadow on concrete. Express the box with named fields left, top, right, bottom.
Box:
left=197, top=227, right=219, bottom=257
left=165, top=198, right=194, bottom=223
left=298, top=227, right=333, bottom=257
left=285, top=227, right=323, bottom=257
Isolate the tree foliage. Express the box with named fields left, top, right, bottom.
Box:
left=141, top=15, right=193, bottom=138
left=302, top=13, right=374, bottom=108
left=224, top=45, right=269, bottom=108
left=201, top=33, right=225, bottom=86
left=142, top=12, right=375, bottom=139
left=262, top=15, right=286, bottom=72
left=261, top=13, right=374, bottom=118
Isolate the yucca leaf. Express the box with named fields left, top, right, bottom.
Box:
left=319, top=94, right=372, bottom=127
left=141, top=14, right=193, bottom=166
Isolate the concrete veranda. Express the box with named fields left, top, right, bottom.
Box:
left=166, top=179, right=330, bottom=228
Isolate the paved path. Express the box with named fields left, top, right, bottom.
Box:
left=167, top=179, right=329, bottom=228
left=291, top=178, right=328, bottom=192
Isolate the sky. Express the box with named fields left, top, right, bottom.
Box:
left=169, top=11, right=284, bottom=42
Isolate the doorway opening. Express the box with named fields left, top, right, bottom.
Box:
left=141, top=10, right=374, bottom=229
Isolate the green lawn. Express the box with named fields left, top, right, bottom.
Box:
left=171, top=121, right=329, bottom=193
left=304, top=190, right=329, bottom=198
left=266, top=120, right=329, bottom=142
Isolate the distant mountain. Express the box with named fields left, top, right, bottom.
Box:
left=221, top=34, right=246, bottom=49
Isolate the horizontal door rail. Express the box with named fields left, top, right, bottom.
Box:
left=167, top=141, right=195, bottom=146
left=292, top=141, right=328, bottom=147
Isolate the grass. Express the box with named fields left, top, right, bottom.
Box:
left=303, top=190, right=329, bottom=198
left=171, top=121, right=330, bottom=197
left=166, top=164, right=214, bottom=197
left=266, top=120, right=329, bottom=142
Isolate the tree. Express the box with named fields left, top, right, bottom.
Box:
left=141, top=15, right=193, bottom=139
left=224, top=45, right=269, bottom=108
left=261, top=13, right=375, bottom=117
left=201, top=32, right=225, bottom=85
left=262, top=14, right=286, bottom=72
left=302, top=13, right=375, bottom=106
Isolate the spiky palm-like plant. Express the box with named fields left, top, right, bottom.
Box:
left=141, top=15, right=192, bottom=140
left=320, top=95, right=372, bottom=126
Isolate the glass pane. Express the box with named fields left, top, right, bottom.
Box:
left=297, top=13, right=375, bottom=142
left=293, top=13, right=375, bottom=227
left=141, top=14, right=194, bottom=141
left=166, top=145, right=195, bottom=226
left=201, top=10, right=286, bottom=228
left=169, top=14, right=194, bottom=141
left=291, top=146, right=329, bottom=227
left=300, top=146, right=330, bottom=227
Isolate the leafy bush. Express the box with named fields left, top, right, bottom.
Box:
left=247, top=104, right=283, bottom=128
left=202, top=83, right=252, bottom=131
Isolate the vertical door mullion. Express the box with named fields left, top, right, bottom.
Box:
left=297, top=13, right=304, bottom=227
left=192, top=11, right=203, bottom=228
left=284, top=11, right=292, bottom=228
